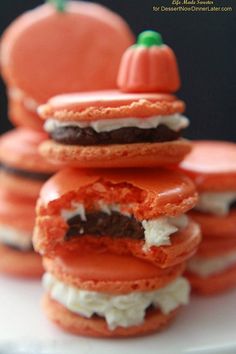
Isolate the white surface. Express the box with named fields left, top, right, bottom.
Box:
left=0, top=276, right=235, bottom=354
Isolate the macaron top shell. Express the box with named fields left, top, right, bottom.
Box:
left=0, top=1, right=134, bottom=103
left=180, top=141, right=236, bottom=191
left=0, top=128, right=59, bottom=173
left=44, top=249, right=185, bottom=293
left=38, top=90, right=185, bottom=121
left=39, top=167, right=197, bottom=219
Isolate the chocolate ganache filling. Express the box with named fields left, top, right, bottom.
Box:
left=50, top=125, right=183, bottom=146
left=65, top=211, right=144, bottom=240
left=0, top=163, right=53, bottom=181
left=230, top=201, right=236, bottom=210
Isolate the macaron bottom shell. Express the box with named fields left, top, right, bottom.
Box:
left=43, top=294, right=178, bottom=338
left=39, top=139, right=191, bottom=168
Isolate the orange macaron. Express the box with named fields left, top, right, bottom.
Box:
left=38, top=30, right=191, bottom=168
left=0, top=1, right=134, bottom=130
left=180, top=141, right=236, bottom=294
left=0, top=128, right=59, bottom=199
left=0, top=190, right=43, bottom=277
left=42, top=248, right=190, bottom=337
left=33, top=167, right=201, bottom=268
left=38, top=90, right=191, bottom=168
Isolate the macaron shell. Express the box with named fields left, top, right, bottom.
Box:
left=43, top=294, right=178, bottom=338
left=0, top=170, right=45, bottom=199
left=0, top=128, right=58, bottom=173
left=0, top=243, right=43, bottom=278
left=186, top=263, right=236, bottom=295
left=39, top=139, right=191, bottom=169
left=34, top=167, right=197, bottom=256
left=8, top=96, right=43, bottom=130
left=43, top=252, right=185, bottom=294
left=180, top=141, right=236, bottom=191
left=39, top=91, right=185, bottom=120
left=190, top=210, right=236, bottom=239
left=197, top=237, right=236, bottom=258
left=0, top=190, right=36, bottom=232
left=39, top=167, right=197, bottom=215
left=1, top=2, right=134, bottom=103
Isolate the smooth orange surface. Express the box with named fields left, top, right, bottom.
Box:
left=0, top=190, right=36, bottom=231
left=0, top=171, right=43, bottom=199
left=44, top=250, right=185, bottom=294
left=47, top=250, right=179, bottom=282
left=197, top=237, right=236, bottom=258
left=0, top=2, right=134, bottom=103
left=117, top=45, right=180, bottom=93
left=8, top=96, right=43, bottom=130
left=0, top=127, right=58, bottom=172
left=190, top=210, right=236, bottom=238
left=0, top=244, right=43, bottom=278
left=180, top=141, right=236, bottom=191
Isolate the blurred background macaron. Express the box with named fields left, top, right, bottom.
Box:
left=0, top=127, right=59, bottom=199
left=0, top=190, right=43, bottom=277
left=180, top=141, right=236, bottom=294
left=0, top=0, right=134, bottom=130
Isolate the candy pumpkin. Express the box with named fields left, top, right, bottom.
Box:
left=117, top=30, right=180, bottom=94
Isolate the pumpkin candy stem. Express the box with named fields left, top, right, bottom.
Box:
left=47, top=0, right=67, bottom=12
left=137, top=30, right=163, bottom=47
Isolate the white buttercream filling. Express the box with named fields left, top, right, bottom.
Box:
left=43, top=273, right=190, bottom=330
left=188, top=251, right=236, bottom=277
left=44, top=114, right=189, bottom=134
left=142, top=214, right=188, bottom=249
left=61, top=202, right=188, bottom=248
left=195, top=191, right=236, bottom=216
left=0, top=225, right=32, bottom=250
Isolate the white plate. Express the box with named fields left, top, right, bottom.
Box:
left=0, top=275, right=235, bottom=354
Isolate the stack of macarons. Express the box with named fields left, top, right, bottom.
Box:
left=180, top=141, right=236, bottom=295
left=0, top=128, right=58, bottom=277
left=33, top=30, right=201, bottom=337
left=0, top=0, right=134, bottom=278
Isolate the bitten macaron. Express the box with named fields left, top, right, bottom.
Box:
left=33, top=167, right=201, bottom=268
left=180, top=141, right=236, bottom=294
left=38, top=31, right=191, bottom=168
left=0, top=128, right=59, bottom=199
left=0, top=1, right=134, bottom=130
